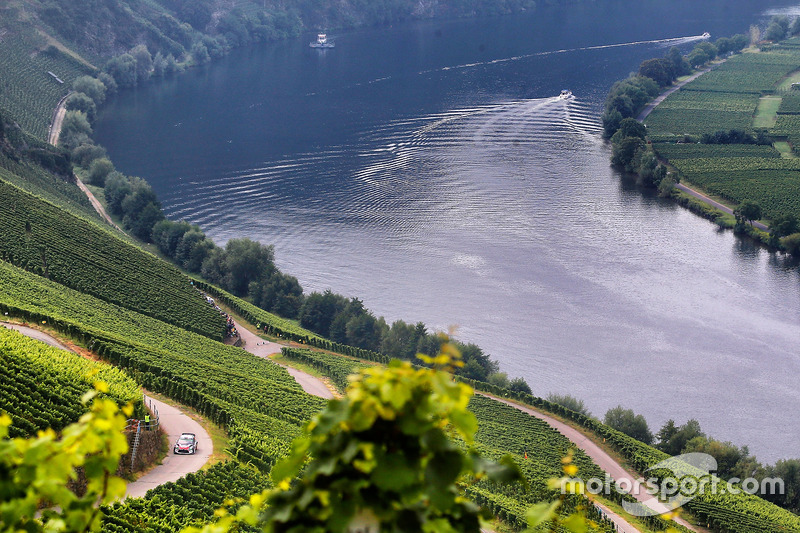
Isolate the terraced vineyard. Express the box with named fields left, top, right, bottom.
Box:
left=0, top=259, right=324, bottom=473
left=281, top=347, right=371, bottom=391
left=102, top=462, right=271, bottom=532
left=0, top=25, right=93, bottom=139
left=0, top=180, right=226, bottom=339
left=0, top=326, right=141, bottom=437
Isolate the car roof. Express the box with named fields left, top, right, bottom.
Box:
left=179, top=433, right=196, bottom=438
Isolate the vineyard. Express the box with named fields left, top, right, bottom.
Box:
left=653, top=143, right=781, bottom=160
left=684, top=51, right=800, bottom=94
left=0, top=25, right=93, bottom=139
left=0, top=259, right=324, bottom=474
left=647, top=44, right=800, bottom=223
left=280, top=347, right=371, bottom=391
left=102, top=462, right=270, bottom=532
left=0, top=326, right=141, bottom=437
left=645, top=91, right=759, bottom=137
left=0, top=152, right=98, bottom=222
left=777, top=92, right=800, bottom=114
left=0, top=180, right=226, bottom=339
left=656, top=153, right=800, bottom=220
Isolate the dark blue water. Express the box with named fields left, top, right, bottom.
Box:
left=96, top=1, right=800, bottom=463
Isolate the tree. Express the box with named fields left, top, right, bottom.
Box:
left=765, top=22, right=787, bottom=42
left=191, top=41, right=211, bottom=64
left=638, top=58, right=675, bottom=87
left=687, top=47, right=711, bottom=67
left=611, top=136, right=645, bottom=171
left=546, top=393, right=591, bottom=417
left=65, top=92, right=97, bottom=121
left=611, top=117, right=647, bottom=142
left=104, top=172, right=133, bottom=214
left=488, top=372, right=510, bottom=388
left=152, top=219, right=194, bottom=257
left=734, top=200, right=762, bottom=226
left=509, top=377, right=532, bottom=395
left=298, top=290, right=348, bottom=337
left=223, top=238, right=275, bottom=295
left=106, top=54, right=138, bottom=87
left=87, top=157, right=114, bottom=186
left=683, top=436, right=757, bottom=481
left=72, top=75, right=107, bottom=105
left=792, top=17, right=800, bottom=37
left=782, top=232, right=800, bottom=256
left=130, top=44, right=153, bottom=81
left=71, top=143, right=107, bottom=168
left=656, top=419, right=704, bottom=455
left=153, top=51, right=168, bottom=77
left=604, top=405, right=653, bottom=444
left=667, top=46, right=691, bottom=76
left=60, top=110, right=93, bottom=150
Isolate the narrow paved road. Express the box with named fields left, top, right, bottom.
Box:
left=234, top=321, right=334, bottom=399
left=484, top=394, right=696, bottom=532
left=2, top=322, right=213, bottom=500
left=637, top=64, right=717, bottom=122
left=2, top=322, right=71, bottom=351
left=125, top=395, right=213, bottom=499
left=675, top=183, right=769, bottom=231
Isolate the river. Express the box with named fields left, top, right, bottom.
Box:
left=95, top=0, right=800, bottom=463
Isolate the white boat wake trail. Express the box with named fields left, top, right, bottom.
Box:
left=421, top=34, right=709, bottom=75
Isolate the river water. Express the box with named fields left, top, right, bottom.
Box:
left=95, top=1, right=800, bottom=462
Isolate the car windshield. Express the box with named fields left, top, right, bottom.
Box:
left=178, top=436, right=193, bottom=444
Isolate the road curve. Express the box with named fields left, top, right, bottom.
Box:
left=3, top=322, right=72, bottom=351
left=234, top=321, right=335, bottom=399
left=483, top=394, right=696, bottom=532
left=1, top=322, right=214, bottom=499
left=125, top=396, right=213, bottom=499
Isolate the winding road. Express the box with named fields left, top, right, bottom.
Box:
left=485, top=394, right=697, bottom=532
left=234, top=321, right=335, bottom=399
left=2, top=322, right=214, bottom=500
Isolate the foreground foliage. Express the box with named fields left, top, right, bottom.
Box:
left=0, top=385, right=131, bottom=532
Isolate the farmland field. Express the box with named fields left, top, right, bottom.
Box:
left=685, top=51, right=800, bottom=94
left=645, top=91, right=759, bottom=136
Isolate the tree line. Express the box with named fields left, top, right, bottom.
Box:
left=547, top=394, right=800, bottom=514
left=53, top=70, right=524, bottom=388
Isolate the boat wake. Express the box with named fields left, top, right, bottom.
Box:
left=418, top=34, right=710, bottom=76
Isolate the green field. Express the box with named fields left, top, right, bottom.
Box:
left=685, top=51, right=800, bottom=94
left=753, top=96, right=781, bottom=128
